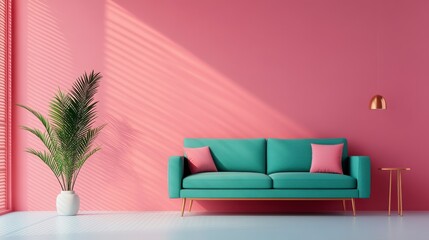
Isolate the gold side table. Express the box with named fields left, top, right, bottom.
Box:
left=379, top=168, right=410, bottom=216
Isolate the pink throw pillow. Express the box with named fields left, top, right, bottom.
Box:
left=184, top=146, right=218, bottom=174
left=310, top=143, right=344, bottom=174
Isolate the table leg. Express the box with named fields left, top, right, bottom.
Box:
left=351, top=198, right=356, bottom=216
left=397, top=170, right=400, bottom=215
left=189, top=199, right=194, bottom=212
left=181, top=198, right=187, bottom=217
left=388, top=170, right=392, bottom=216
left=399, top=171, right=403, bottom=216
left=342, top=200, right=346, bottom=212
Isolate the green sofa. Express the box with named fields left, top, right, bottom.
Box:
left=168, top=138, right=370, bottom=216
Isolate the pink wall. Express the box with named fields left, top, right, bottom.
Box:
left=13, top=0, right=429, bottom=212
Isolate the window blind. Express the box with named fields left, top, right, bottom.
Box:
left=0, top=0, right=11, bottom=215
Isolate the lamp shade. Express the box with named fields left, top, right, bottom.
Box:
left=369, top=95, right=387, bottom=110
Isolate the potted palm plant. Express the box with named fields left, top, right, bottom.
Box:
left=19, top=71, right=104, bottom=216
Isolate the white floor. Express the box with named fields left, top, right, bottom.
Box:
left=1, top=211, right=428, bottom=240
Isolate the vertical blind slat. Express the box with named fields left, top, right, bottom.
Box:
left=0, top=0, right=11, bottom=214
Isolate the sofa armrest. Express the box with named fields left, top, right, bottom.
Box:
left=168, top=156, right=184, bottom=198
left=349, top=156, right=371, bottom=198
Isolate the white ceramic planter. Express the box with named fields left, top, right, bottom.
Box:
left=56, top=191, right=80, bottom=216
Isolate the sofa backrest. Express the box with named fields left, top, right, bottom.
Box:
left=267, top=138, right=348, bottom=174
left=184, top=138, right=266, bottom=173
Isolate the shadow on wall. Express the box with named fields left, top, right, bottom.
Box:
left=103, top=0, right=429, bottom=212
left=75, top=115, right=145, bottom=210
left=16, top=0, right=429, bottom=212
left=97, top=0, right=311, bottom=211
left=23, top=0, right=77, bottom=210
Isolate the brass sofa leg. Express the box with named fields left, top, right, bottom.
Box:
left=189, top=199, right=194, bottom=212
left=342, top=200, right=346, bottom=212
left=181, top=198, right=187, bottom=217
left=351, top=198, right=356, bottom=216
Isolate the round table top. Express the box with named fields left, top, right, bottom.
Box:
left=379, top=168, right=411, bottom=171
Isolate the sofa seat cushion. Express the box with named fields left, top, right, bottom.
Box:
left=269, top=172, right=356, bottom=189
left=183, top=172, right=272, bottom=189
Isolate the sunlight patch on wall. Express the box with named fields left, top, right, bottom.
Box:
left=22, top=0, right=76, bottom=210
left=97, top=0, right=311, bottom=210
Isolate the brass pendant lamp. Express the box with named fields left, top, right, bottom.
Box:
left=369, top=95, right=387, bottom=110
left=370, top=21, right=387, bottom=110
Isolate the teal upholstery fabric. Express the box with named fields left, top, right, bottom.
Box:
left=168, top=156, right=184, bottom=198
left=180, top=189, right=359, bottom=198
left=183, top=172, right=272, bottom=189
left=184, top=138, right=266, bottom=173
left=269, top=172, right=357, bottom=189
left=349, top=156, right=371, bottom=198
left=167, top=138, right=371, bottom=201
left=267, top=138, right=348, bottom=174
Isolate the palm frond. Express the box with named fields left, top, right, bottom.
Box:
left=78, top=147, right=101, bottom=170
left=75, top=125, right=105, bottom=160
left=21, top=71, right=104, bottom=191
left=17, top=104, right=52, bottom=133
left=18, top=104, right=57, bottom=147
left=21, top=126, right=55, bottom=153
left=26, top=148, right=65, bottom=190
left=71, top=146, right=101, bottom=190
left=26, top=149, right=57, bottom=174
